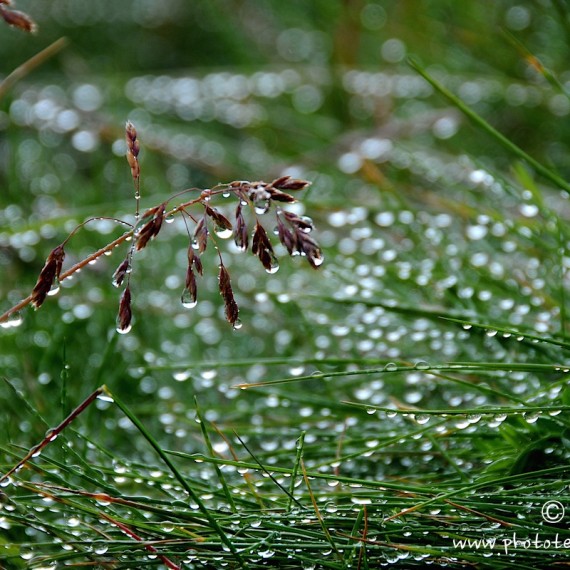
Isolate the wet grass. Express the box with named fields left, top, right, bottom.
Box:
left=2, top=2, right=570, bottom=568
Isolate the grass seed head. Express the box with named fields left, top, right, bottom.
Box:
left=31, top=245, right=65, bottom=308
left=193, top=216, right=209, bottom=253
left=218, top=265, right=239, bottom=326
left=112, top=258, right=130, bottom=288
left=125, top=121, right=140, bottom=184
left=135, top=203, right=166, bottom=251
left=270, top=176, right=310, bottom=191
left=234, top=203, right=249, bottom=251
left=116, top=286, right=132, bottom=333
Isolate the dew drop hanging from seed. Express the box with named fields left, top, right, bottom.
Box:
left=181, top=287, right=198, bottom=309
left=213, top=226, right=233, bottom=239
left=0, top=311, right=23, bottom=329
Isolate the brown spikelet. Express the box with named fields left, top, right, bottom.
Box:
left=297, top=232, right=324, bottom=268
left=193, top=215, right=209, bottom=253
left=234, top=203, right=248, bottom=251
left=282, top=210, right=314, bottom=232
left=125, top=121, right=140, bottom=187
left=117, top=286, right=132, bottom=333
left=181, top=247, right=202, bottom=307
left=31, top=245, right=65, bottom=309
left=218, top=265, right=239, bottom=326
left=188, top=246, right=203, bottom=275
left=135, top=203, right=166, bottom=251
left=267, top=187, right=297, bottom=203
left=204, top=205, right=232, bottom=234
left=270, top=176, right=310, bottom=191
left=277, top=210, right=323, bottom=268
left=182, top=266, right=197, bottom=307
left=276, top=216, right=297, bottom=255
left=112, top=258, right=130, bottom=287
left=252, top=222, right=278, bottom=272
left=0, top=6, right=37, bottom=33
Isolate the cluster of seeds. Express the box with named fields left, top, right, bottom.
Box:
left=11, top=122, right=323, bottom=334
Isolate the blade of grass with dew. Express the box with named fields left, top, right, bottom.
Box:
left=194, top=396, right=237, bottom=513
left=102, top=385, right=246, bottom=567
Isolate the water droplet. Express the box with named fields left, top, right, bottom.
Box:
left=265, top=258, right=280, bottom=274
left=524, top=412, right=540, bottom=423
left=97, top=393, right=114, bottom=403
left=165, top=214, right=175, bottom=224
left=485, top=329, right=498, bottom=337
left=47, top=282, right=60, bottom=296
left=289, top=365, right=305, bottom=376
left=116, top=323, right=132, bottom=334
left=384, top=362, right=398, bottom=372
left=45, top=429, right=58, bottom=442
left=233, top=319, right=243, bottom=330
left=414, top=414, right=430, bottom=425
left=259, top=549, right=275, bottom=559
left=0, top=312, right=23, bottom=329
left=214, top=226, right=233, bottom=239
left=311, top=253, right=324, bottom=267
left=254, top=200, right=270, bottom=214
left=299, top=216, right=314, bottom=232
left=181, top=288, right=198, bottom=309
left=173, top=370, right=192, bottom=382
left=414, top=361, right=429, bottom=370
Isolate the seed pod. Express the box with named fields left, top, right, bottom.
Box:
left=267, top=187, right=296, bottom=203
left=234, top=203, right=248, bottom=251
left=135, top=203, right=166, bottom=251
left=205, top=205, right=232, bottom=235
left=112, top=258, right=130, bottom=288
left=31, top=245, right=65, bottom=308
left=270, top=176, right=310, bottom=191
left=252, top=223, right=278, bottom=273
left=0, top=6, right=37, bottom=33
left=276, top=217, right=297, bottom=255
left=125, top=121, right=140, bottom=186
left=218, top=265, right=239, bottom=326
left=116, top=286, right=132, bottom=334
left=188, top=246, right=203, bottom=275
left=193, top=216, right=209, bottom=253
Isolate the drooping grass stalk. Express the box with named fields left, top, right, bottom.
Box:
left=0, top=386, right=103, bottom=484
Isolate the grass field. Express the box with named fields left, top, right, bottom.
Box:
left=1, top=2, right=570, bottom=568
